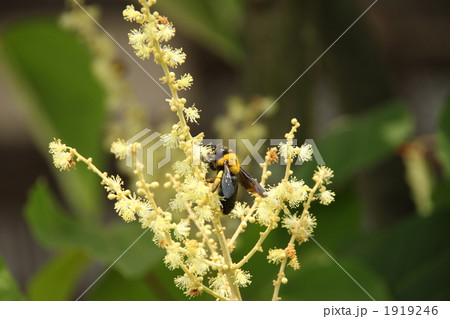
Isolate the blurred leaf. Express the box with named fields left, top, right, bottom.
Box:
left=24, top=179, right=89, bottom=249
left=146, top=263, right=187, bottom=301
left=296, top=101, right=413, bottom=184
left=432, top=179, right=450, bottom=210
left=244, top=246, right=390, bottom=300
left=343, top=208, right=450, bottom=300
left=0, top=18, right=106, bottom=217
left=86, top=270, right=157, bottom=301
left=279, top=257, right=391, bottom=301
left=240, top=222, right=389, bottom=300
left=156, top=0, right=244, bottom=65
left=437, top=96, right=450, bottom=179
left=403, top=142, right=434, bottom=216
left=0, top=256, right=24, bottom=301
left=28, top=250, right=89, bottom=301
left=106, top=223, right=164, bottom=278
left=24, top=179, right=163, bottom=278
left=395, top=249, right=450, bottom=300
left=311, top=187, right=362, bottom=249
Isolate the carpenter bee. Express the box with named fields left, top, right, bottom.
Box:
left=203, top=146, right=267, bottom=214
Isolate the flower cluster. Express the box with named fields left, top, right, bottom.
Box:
left=49, top=0, right=335, bottom=301
left=49, top=139, right=75, bottom=171
left=124, top=3, right=188, bottom=71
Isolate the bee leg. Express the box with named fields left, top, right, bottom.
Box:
left=211, top=170, right=224, bottom=193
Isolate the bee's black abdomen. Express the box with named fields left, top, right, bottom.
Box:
left=220, top=174, right=238, bottom=214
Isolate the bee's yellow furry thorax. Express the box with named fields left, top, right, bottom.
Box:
left=217, top=153, right=240, bottom=174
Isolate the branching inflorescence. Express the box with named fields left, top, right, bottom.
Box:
left=49, top=0, right=335, bottom=301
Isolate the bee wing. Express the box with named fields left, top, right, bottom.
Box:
left=221, top=163, right=235, bottom=198
left=238, top=168, right=267, bottom=197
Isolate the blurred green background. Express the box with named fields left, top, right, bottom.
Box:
left=0, top=0, right=449, bottom=301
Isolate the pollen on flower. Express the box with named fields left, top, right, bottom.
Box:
left=288, top=255, right=300, bottom=270
left=209, top=273, right=230, bottom=298
left=278, top=142, right=295, bottom=162
left=139, top=209, right=157, bottom=228
left=169, top=193, right=186, bottom=212
left=114, top=197, right=137, bottom=222
left=174, top=218, right=191, bottom=240
left=313, top=166, right=334, bottom=184
left=282, top=214, right=298, bottom=233
left=128, top=27, right=154, bottom=60
left=110, top=139, right=129, bottom=160
left=317, top=189, right=335, bottom=205
left=266, top=147, right=279, bottom=164
left=187, top=258, right=209, bottom=276
left=284, top=243, right=300, bottom=270
left=184, top=239, right=206, bottom=259
left=277, top=179, right=309, bottom=207
left=128, top=29, right=149, bottom=47
left=285, top=244, right=296, bottom=259
left=160, top=132, right=179, bottom=149
left=151, top=215, right=170, bottom=234
left=182, top=176, right=210, bottom=202
left=161, top=45, right=186, bottom=68
left=164, top=245, right=184, bottom=269
left=49, top=138, right=75, bottom=171
left=156, top=21, right=175, bottom=42
left=49, top=138, right=67, bottom=154
left=282, top=213, right=317, bottom=243
left=234, top=269, right=252, bottom=287
left=255, top=198, right=278, bottom=226
left=230, top=202, right=248, bottom=219
left=158, top=15, right=169, bottom=24
left=184, top=105, right=200, bottom=123
left=54, top=151, right=75, bottom=171
left=296, top=143, right=313, bottom=162
left=173, top=160, right=193, bottom=176
left=267, top=248, right=286, bottom=264
left=133, top=197, right=153, bottom=217
left=123, top=5, right=144, bottom=22
left=175, top=273, right=197, bottom=294
left=291, top=179, right=310, bottom=203
left=176, top=73, right=193, bottom=90
left=194, top=205, right=213, bottom=221
left=104, top=175, right=124, bottom=194
left=300, top=213, right=317, bottom=234
left=187, top=288, right=202, bottom=298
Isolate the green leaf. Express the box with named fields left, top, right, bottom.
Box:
left=28, top=250, right=89, bottom=301
left=24, top=179, right=88, bottom=250
left=343, top=208, right=450, bottom=300
left=437, top=96, right=450, bottom=179
left=296, top=101, right=413, bottom=184
left=24, top=179, right=163, bottom=278
left=156, top=0, right=244, bottom=65
left=0, top=256, right=24, bottom=301
left=395, top=249, right=450, bottom=300
left=144, top=262, right=189, bottom=301
left=240, top=229, right=390, bottom=300
left=311, top=187, right=362, bottom=249
left=105, top=223, right=164, bottom=279
left=0, top=18, right=106, bottom=217
left=279, top=257, right=391, bottom=301
left=86, top=270, right=158, bottom=301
